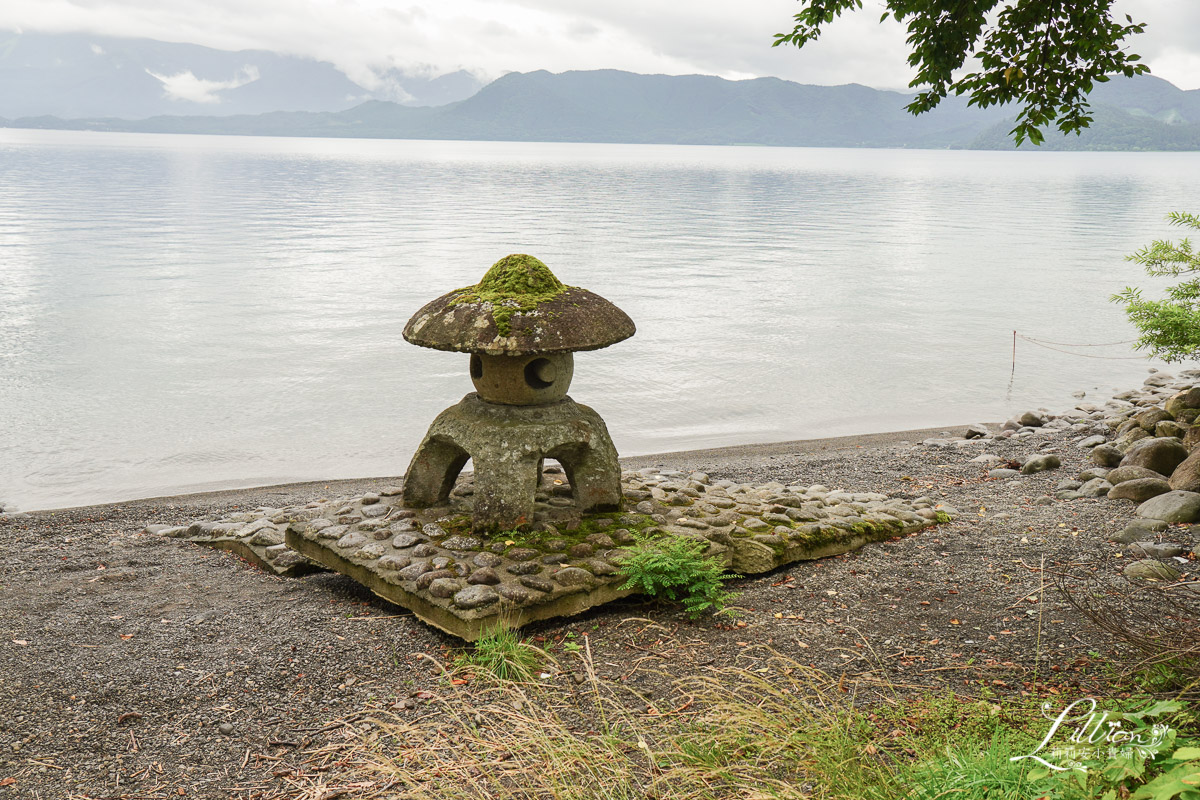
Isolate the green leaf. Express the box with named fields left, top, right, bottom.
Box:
left=1173, top=748, right=1200, bottom=762
left=1143, top=701, right=1184, bottom=718
left=1130, top=763, right=1200, bottom=800
left=772, top=0, right=1149, bottom=145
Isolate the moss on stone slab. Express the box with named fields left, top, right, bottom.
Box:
left=481, top=511, right=657, bottom=555
left=450, top=254, right=572, bottom=336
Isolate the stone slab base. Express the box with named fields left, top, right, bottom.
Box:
left=160, top=467, right=951, bottom=639
left=159, top=512, right=329, bottom=577
left=276, top=466, right=949, bottom=640
left=286, top=528, right=643, bottom=640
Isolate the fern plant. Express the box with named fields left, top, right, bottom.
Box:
left=617, top=533, right=739, bottom=618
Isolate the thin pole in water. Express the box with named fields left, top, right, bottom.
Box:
left=1011, top=330, right=1017, bottom=380
left=1006, top=330, right=1016, bottom=402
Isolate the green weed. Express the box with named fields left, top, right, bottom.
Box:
left=453, top=626, right=542, bottom=683
left=617, top=532, right=739, bottom=617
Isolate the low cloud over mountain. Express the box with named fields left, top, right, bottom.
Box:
left=0, top=32, right=486, bottom=119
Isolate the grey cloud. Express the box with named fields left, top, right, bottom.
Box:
left=1, top=0, right=1195, bottom=91
left=567, top=20, right=601, bottom=40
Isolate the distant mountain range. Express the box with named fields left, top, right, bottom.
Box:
left=2, top=32, right=1198, bottom=151
left=970, top=78, right=1200, bottom=150
left=0, top=32, right=485, bottom=118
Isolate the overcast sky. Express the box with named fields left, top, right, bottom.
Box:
left=3, top=0, right=1199, bottom=91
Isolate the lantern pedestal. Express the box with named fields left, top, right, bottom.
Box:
left=401, top=393, right=622, bottom=533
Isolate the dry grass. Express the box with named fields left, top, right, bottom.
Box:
left=320, top=640, right=907, bottom=800
left=1057, top=558, right=1200, bottom=685
left=255, top=633, right=1198, bottom=800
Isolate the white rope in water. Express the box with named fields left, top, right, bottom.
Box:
left=1007, top=330, right=1150, bottom=402
left=1018, top=335, right=1139, bottom=348
left=1015, top=333, right=1150, bottom=361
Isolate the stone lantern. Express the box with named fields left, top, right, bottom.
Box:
left=401, top=254, right=635, bottom=533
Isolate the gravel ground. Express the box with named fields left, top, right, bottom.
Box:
left=1, top=400, right=1196, bottom=798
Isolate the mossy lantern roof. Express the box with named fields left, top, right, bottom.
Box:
left=403, top=254, right=636, bottom=356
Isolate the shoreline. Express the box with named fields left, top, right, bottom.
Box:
left=11, top=423, right=978, bottom=515
left=3, top=377, right=1198, bottom=795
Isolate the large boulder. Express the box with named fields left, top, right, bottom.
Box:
left=1135, top=407, right=1173, bottom=432
left=1185, top=425, right=1200, bottom=451
left=1136, top=490, right=1200, bottom=523
left=1108, top=477, right=1172, bottom=503
left=1115, top=428, right=1152, bottom=451
left=1110, top=519, right=1167, bottom=543
left=1156, top=420, right=1186, bottom=439
left=1078, top=478, right=1113, bottom=497
left=1123, top=559, right=1182, bottom=581
left=1091, top=444, right=1123, bottom=468
left=1169, top=450, right=1200, bottom=492
left=1164, top=392, right=1189, bottom=418
left=1116, top=418, right=1143, bottom=436
left=1184, top=386, right=1200, bottom=407
left=1176, top=408, right=1200, bottom=425
left=1017, top=410, right=1046, bottom=427
left=1020, top=454, right=1061, bottom=475
left=1120, top=436, right=1189, bottom=476
left=1107, top=465, right=1165, bottom=484
left=1131, top=542, right=1189, bottom=559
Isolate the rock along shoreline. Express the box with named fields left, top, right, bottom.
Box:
left=3, top=370, right=1200, bottom=795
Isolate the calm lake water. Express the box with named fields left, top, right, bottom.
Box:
left=2, top=129, right=1198, bottom=511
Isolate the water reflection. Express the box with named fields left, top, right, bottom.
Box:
left=0, top=130, right=1196, bottom=510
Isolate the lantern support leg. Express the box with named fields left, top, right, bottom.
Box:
left=471, top=452, right=541, bottom=533
left=400, top=393, right=623, bottom=533
left=549, top=444, right=621, bottom=514
left=402, top=434, right=470, bottom=508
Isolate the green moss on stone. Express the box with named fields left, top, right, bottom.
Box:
left=485, top=512, right=657, bottom=554
left=450, top=254, right=572, bottom=336
left=439, top=515, right=474, bottom=537
left=789, top=522, right=864, bottom=548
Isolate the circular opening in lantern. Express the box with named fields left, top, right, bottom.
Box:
left=524, top=357, right=555, bottom=389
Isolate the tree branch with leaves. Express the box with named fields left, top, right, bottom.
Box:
left=1113, top=213, right=1200, bottom=363
left=773, top=0, right=1149, bottom=145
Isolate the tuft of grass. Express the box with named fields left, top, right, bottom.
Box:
left=1131, top=661, right=1200, bottom=698
left=453, top=626, right=542, bottom=683
left=906, top=732, right=1053, bottom=800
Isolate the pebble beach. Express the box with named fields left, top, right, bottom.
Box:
left=2, top=369, right=1199, bottom=797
